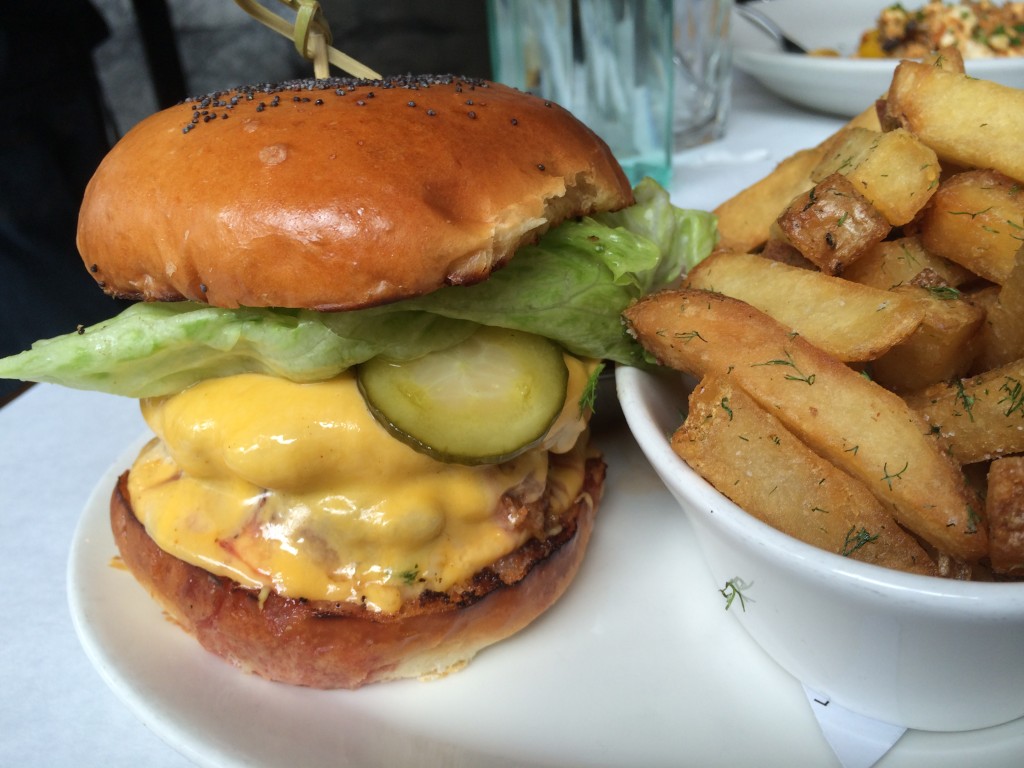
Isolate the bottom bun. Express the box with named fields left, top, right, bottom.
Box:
left=109, top=455, right=604, bottom=689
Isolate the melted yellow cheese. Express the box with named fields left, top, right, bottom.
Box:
left=128, top=357, right=596, bottom=613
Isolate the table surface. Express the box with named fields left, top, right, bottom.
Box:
left=3, top=74, right=1020, bottom=768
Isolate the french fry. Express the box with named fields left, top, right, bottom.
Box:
left=875, top=48, right=965, bottom=132
left=870, top=284, right=985, bottom=392
left=906, top=357, right=1024, bottom=464
left=759, top=235, right=815, bottom=269
left=683, top=251, right=925, bottom=362
left=883, top=61, right=1024, bottom=184
left=634, top=47, right=1024, bottom=578
left=675, top=374, right=938, bottom=576
left=775, top=173, right=891, bottom=274
left=812, top=127, right=940, bottom=227
left=930, top=46, right=966, bottom=74
left=973, top=247, right=1024, bottom=371
left=713, top=148, right=822, bottom=255
left=712, top=91, right=901, bottom=255
left=918, top=169, right=1024, bottom=285
left=623, top=288, right=987, bottom=562
left=986, top=456, right=1024, bottom=576
left=842, top=235, right=975, bottom=290
left=711, top=47, right=959, bottom=255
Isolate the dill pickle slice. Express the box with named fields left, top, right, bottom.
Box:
left=357, top=326, right=568, bottom=465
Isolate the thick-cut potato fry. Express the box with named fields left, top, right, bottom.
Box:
left=876, top=48, right=966, bottom=130
left=713, top=95, right=895, bottom=256
left=674, top=375, right=938, bottom=576
left=842, top=236, right=975, bottom=290
left=638, top=45, right=1020, bottom=577
left=812, top=127, right=940, bottom=227
left=986, top=456, right=1024, bottom=575
left=906, top=357, right=1024, bottom=464
left=776, top=173, right=890, bottom=274
left=974, top=247, right=1024, bottom=371
left=623, top=288, right=986, bottom=561
left=871, top=284, right=985, bottom=392
left=759, top=236, right=815, bottom=269
left=683, top=251, right=925, bottom=362
left=710, top=48, right=959, bottom=256
left=928, top=45, right=966, bottom=73
left=850, top=103, right=882, bottom=131
left=883, top=61, right=1024, bottom=184
left=969, top=284, right=1000, bottom=345
left=918, top=169, right=1024, bottom=285
left=713, top=148, right=822, bottom=255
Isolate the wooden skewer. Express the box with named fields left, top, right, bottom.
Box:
left=310, top=30, right=329, bottom=79
left=233, top=0, right=382, bottom=79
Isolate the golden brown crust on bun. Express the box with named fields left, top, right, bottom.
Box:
left=109, top=455, right=604, bottom=689
left=78, top=75, right=633, bottom=310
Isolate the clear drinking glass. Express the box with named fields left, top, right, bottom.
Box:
left=673, top=0, right=733, bottom=150
left=488, top=0, right=676, bottom=187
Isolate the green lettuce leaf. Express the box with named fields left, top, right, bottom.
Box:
left=594, top=177, right=719, bottom=288
left=0, top=179, right=716, bottom=397
left=0, top=303, right=479, bottom=398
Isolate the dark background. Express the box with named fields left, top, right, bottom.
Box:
left=0, top=0, right=492, bottom=397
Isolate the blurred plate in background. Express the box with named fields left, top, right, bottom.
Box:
left=732, top=0, right=1024, bottom=117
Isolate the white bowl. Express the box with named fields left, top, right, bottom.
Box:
left=732, top=0, right=1024, bottom=117
left=616, top=364, right=1024, bottom=732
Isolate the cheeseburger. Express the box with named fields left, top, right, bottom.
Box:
left=0, top=75, right=714, bottom=688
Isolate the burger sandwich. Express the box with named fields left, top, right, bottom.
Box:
left=0, top=75, right=715, bottom=688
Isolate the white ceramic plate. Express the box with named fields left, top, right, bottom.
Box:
left=732, top=0, right=1024, bottom=117
left=66, top=423, right=1024, bottom=767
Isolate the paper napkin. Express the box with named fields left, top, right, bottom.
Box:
left=803, top=686, right=907, bottom=768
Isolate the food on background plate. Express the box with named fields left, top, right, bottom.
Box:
left=628, top=58, right=1024, bottom=580
left=0, top=74, right=716, bottom=687
left=858, top=1, right=1024, bottom=59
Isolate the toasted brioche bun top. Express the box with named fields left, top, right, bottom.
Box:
left=77, top=75, right=632, bottom=311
